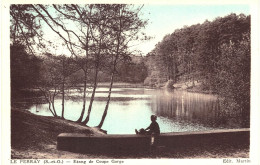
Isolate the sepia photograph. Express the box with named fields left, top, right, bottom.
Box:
left=1, top=0, right=260, bottom=164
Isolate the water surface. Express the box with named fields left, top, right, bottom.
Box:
left=26, top=87, right=241, bottom=134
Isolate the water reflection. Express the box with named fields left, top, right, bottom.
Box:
left=151, top=90, right=225, bottom=129
left=22, top=87, right=242, bottom=134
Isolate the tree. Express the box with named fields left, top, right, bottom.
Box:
left=97, top=4, right=148, bottom=128
left=81, top=5, right=117, bottom=124
left=10, top=5, right=49, bottom=56
left=37, top=54, right=62, bottom=117
left=145, top=13, right=250, bottom=126
left=30, top=4, right=97, bottom=122
left=10, top=4, right=149, bottom=128
left=156, top=34, right=178, bottom=82
left=217, top=31, right=250, bottom=126
left=55, top=55, right=80, bottom=119
left=116, top=60, right=148, bottom=83
left=10, top=44, right=41, bottom=91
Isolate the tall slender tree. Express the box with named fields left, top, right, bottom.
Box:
left=97, top=4, right=148, bottom=128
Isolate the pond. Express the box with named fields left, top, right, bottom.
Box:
left=24, top=87, right=243, bottom=134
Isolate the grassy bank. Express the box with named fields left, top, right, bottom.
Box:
left=11, top=109, right=249, bottom=159
left=11, top=109, right=106, bottom=159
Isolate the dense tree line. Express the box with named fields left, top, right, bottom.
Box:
left=145, top=13, right=250, bottom=126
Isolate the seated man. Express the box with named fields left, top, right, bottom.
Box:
left=135, top=115, right=160, bottom=135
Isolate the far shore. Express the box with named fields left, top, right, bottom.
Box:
left=16, top=80, right=213, bottom=93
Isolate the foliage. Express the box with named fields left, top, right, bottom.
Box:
left=11, top=44, right=42, bottom=91
left=10, top=4, right=148, bottom=126
left=97, top=4, right=148, bottom=128
left=37, top=53, right=81, bottom=117
left=146, top=13, right=250, bottom=125
left=10, top=5, right=47, bottom=55
left=114, top=60, right=148, bottom=83
left=217, top=32, right=250, bottom=126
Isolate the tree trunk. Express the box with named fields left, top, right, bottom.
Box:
left=40, top=89, right=56, bottom=117
left=77, top=70, right=88, bottom=122
left=51, top=100, right=57, bottom=117
left=77, top=26, right=90, bottom=122
left=61, top=58, right=65, bottom=119
left=82, top=34, right=102, bottom=125
left=97, top=70, right=115, bottom=128
left=48, top=101, right=56, bottom=117
left=192, top=61, right=195, bottom=87
left=173, top=60, right=176, bottom=82
left=168, top=64, right=170, bottom=80
left=61, top=79, right=65, bottom=118
left=97, top=7, right=122, bottom=128
left=82, top=67, right=99, bottom=125
left=51, top=92, right=58, bottom=117
left=97, top=44, right=119, bottom=128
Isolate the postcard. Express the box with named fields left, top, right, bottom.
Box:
left=1, top=0, right=259, bottom=164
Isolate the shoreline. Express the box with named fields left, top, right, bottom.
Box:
left=14, top=81, right=214, bottom=95
left=11, top=108, right=249, bottom=159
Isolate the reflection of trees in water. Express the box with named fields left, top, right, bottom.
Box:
left=151, top=90, right=241, bottom=128
left=12, top=96, right=47, bottom=110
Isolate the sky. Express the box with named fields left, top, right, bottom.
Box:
left=132, top=5, right=250, bottom=55
left=39, top=4, right=250, bottom=57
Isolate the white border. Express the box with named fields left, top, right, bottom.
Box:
left=1, top=0, right=259, bottom=165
